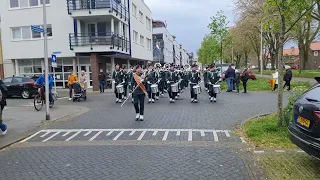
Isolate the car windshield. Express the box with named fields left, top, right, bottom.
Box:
left=3, top=77, right=13, bottom=83
left=302, top=86, right=320, bottom=102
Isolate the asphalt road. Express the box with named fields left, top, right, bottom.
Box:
left=0, top=89, right=282, bottom=180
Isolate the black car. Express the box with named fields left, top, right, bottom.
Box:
left=2, top=76, right=38, bottom=99
left=289, top=77, right=320, bottom=159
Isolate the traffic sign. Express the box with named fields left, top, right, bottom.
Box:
left=51, top=54, right=57, bottom=68
left=52, top=51, right=61, bottom=54
left=31, top=25, right=44, bottom=33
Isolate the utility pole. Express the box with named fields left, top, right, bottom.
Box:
left=43, top=1, right=50, bottom=120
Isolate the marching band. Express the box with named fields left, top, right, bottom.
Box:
left=113, top=63, right=222, bottom=120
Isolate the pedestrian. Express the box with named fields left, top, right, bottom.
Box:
left=0, top=79, right=8, bottom=135
left=129, top=65, right=148, bottom=121
left=234, top=69, right=241, bottom=93
left=241, top=68, right=250, bottom=93
left=272, top=69, right=279, bottom=91
left=98, top=69, right=106, bottom=93
left=68, top=70, right=78, bottom=100
left=79, top=70, right=88, bottom=97
left=283, top=67, right=292, bottom=91
left=225, top=65, right=235, bottom=92
left=112, top=64, right=124, bottom=103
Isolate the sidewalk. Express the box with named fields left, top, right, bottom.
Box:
left=0, top=105, right=90, bottom=149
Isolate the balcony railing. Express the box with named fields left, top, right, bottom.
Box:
left=69, top=32, right=130, bottom=52
left=67, top=0, right=129, bottom=21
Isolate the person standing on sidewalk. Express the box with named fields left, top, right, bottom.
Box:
left=98, top=69, right=106, bottom=93
left=225, top=65, right=235, bottom=92
left=241, top=68, right=250, bottom=93
left=68, top=70, right=78, bottom=100
left=0, top=79, right=8, bottom=135
left=129, top=65, right=148, bottom=121
left=283, top=67, right=292, bottom=91
left=79, top=70, right=88, bottom=97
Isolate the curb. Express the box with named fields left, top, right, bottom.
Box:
left=0, top=106, right=90, bottom=151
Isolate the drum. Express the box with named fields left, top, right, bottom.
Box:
left=171, top=83, right=179, bottom=93
left=151, top=84, right=159, bottom=93
left=213, top=85, right=221, bottom=94
left=193, top=85, right=201, bottom=94
left=116, top=84, right=124, bottom=94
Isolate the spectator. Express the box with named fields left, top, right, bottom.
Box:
left=98, top=69, right=106, bottom=93
left=68, top=70, right=78, bottom=100
left=241, top=68, right=250, bottom=93
left=283, top=67, right=292, bottom=91
left=0, top=79, right=8, bottom=135
left=225, top=65, right=235, bottom=92
left=79, top=70, right=88, bottom=96
left=234, top=69, right=241, bottom=93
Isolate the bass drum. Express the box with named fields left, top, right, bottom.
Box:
left=171, top=83, right=179, bottom=93
left=151, top=84, right=159, bottom=93
left=116, top=84, right=124, bottom=94
left=193, top=85, right=201, bottom=94
left=213, top=85, right=221, bottom=94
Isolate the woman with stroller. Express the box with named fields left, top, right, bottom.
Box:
left=79, top=70, right=88, bottom=97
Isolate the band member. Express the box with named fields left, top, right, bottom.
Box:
left=129, top=65, right=148, bottom=121
left=207, top=65, right=219, bottom=102
left=112, top=64, right=124, bottom=103
left=183, top=68, right=189, bottom=89
left=155, top=65, right=161, bottom=99
left=189, top=64, right=201, bottom=103
left=159, top=66, right=167, bottom=96
left=203, top=67, right=209, bottom=92
left=167, top=64, right=179, bottom=103
left=123, top=67, right=129, bottom=99
left=146, top=65, right=158, bottom=103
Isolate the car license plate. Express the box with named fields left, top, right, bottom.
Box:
left=297, top=116, right=310, bottom=128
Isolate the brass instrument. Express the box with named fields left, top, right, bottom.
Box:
left=155, top=63, right=162, bottom=68
left=184, top=64, right=191, bottom=72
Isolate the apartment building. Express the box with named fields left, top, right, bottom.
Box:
left=0, top=0, right=152, bottom=90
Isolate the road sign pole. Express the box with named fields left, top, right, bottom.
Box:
left=43, top=1, right=50, bottom=120
left=53, top=67, right=57, bottom=94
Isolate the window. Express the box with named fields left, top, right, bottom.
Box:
left=132, top=3, right=137, bottom=17
left=139, top=11, right=143, bottom=23
left=10, top=0, right=49, bottom=9
left=133, top=30, right=138, bottom=43
left=11, top=25, right=53, bottom=40
left=140, top=35, right=144, bottom=46
left=147, top=38, right=151, bottom=50
left=146, top=17, right=151, bottom=30
left=3, top=78, right=13, bottom=83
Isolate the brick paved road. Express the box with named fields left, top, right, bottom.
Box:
left=0, top=90, right=279, bottom=179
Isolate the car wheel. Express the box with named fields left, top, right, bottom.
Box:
left=21, top=90, right=30, bottom=99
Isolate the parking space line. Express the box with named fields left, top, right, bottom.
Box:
left=89, top=131, right=103, bottom=141
left=113, top=131, right=124, bottom=140
left=62, top=131, right=72, bottom=137
left=152, top=130, right=158, bottom=136
left=137, top=131, right=147, bottom=141
left=200, top=130, right=205, bottom=137
left=40, top=131, right=50, bottom=138
left=42, top=131, right=61, bottom=142
left=129, top=130, right=136, bottom=136
left=176, top=130, right=180, bottom=136
left=162, top=130, right=169, bottom=141
left=188, top=130, right=192, bottom=141
left=106, top=131, right=113, bottom=136
left=65, top=131, right=81, bottom=141
left=84, top=131, right=92, bottom=136
left=20, top=131, right=43, bottom=142
left=213, top=131, right=219, bottom=142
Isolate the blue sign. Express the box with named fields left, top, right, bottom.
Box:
left=31, top=25, right=44, bottom=33
left=52, top=51, right=61, bottom=55
left=51, top=54, right=57, bottom=63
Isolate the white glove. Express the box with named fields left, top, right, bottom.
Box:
left=167, top=81, right=170, bottom=83
left=148, top=81, right=151, bottom=84
left=112, top=80, right=115, bottom=83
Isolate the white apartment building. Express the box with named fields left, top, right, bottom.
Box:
left=172, top=36, right=181, bottom=65
left=0, top=0, right=152, bottom=90
left=180, top=48, right=189, bottom=65
left=152, top=20, right=173, bottom=64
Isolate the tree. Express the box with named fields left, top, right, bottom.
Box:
left=197, top=35, right=220, bottom=65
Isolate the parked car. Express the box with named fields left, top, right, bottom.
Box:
left=2, top=76, right=38, bottom=99
left=288, top=77, right=320, bottom=159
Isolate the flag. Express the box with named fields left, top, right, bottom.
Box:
left=163, top=21, right=168, bottom=28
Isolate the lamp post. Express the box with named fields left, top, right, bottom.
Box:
left=43, top=1, right=50, bottom=120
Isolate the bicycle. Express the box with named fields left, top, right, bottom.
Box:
left=34, top=84, right=54, bottom=111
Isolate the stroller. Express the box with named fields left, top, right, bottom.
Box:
left=72, top=82, right=87, bottom=102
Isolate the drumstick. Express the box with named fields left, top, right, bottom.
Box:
left=120, top=81, right=142, bottom=107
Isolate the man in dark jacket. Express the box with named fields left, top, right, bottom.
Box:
left=207, top=65, right=219, bottom=102
left=0, top=80, right=8, bottom=135
left=225, top=65, right=235, bottom=92
left=146, top=65, right=158, bottom=103
left=98, top=69, right=106, bottom=93
left=112, top=64, right=124, bottom=103
left=241, top=68, right=250, bottom=93
left=283, top=67, right=292, bottom=91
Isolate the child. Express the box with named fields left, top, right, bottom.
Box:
left=234, top=69, right=241, bottom=93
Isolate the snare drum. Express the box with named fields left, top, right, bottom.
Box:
left=151, top=84, right=159, bottom=93
left=116, top=84, right=124, bottom=94
left=213, top=85, right=221, bottom=94
left=171, top=83, right=179, bottom=93
left=193, top=85, right=201, bottom=94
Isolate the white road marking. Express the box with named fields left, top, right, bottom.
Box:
left=106, top=131, right=113, bottom=136
left=137, top=131, right=147, bottom=141
left=297, top=150, right=305, bottom=153
left=129, top=130, right=136, bottom=136
left=42, top=131, right=61, bottom=142
left=152, top=130, right=158, bottom=136
left=113, top=131, right=124, bottom=140
left=212, top=131, right=218, bottom=142
left=65, top=131, right=81, bottom=141
left=188, top=130, right=192, bottom=141
left=40, top=131, right=50, bottom=138
left=84, top=131, right=92, bottom=136
left=162, top=130, right=169, bottom=141
left=20, top=131, right=43, bottom=142
left=89, top=131, right=103, bottom=141
left=275, top=150, right=285, bottom=153
left=57, top=97, right=69, bottom=100
left=176, top=130, right=180, bottom=136
left=62, top=131, right=72, bottom=137
left=223, top=130, right=230, bottom=137
left=254, top=151, right=264, bottom=154
left=200, top=131, right=205, bottom=137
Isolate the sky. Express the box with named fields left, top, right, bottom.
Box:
left=144, top=0, right=236, bottom=55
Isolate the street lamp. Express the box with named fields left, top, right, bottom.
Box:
left=43, top=1, right=50, bottom=120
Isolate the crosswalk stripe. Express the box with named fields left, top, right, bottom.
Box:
left=89, top=131, right=103, bottom=141
left=65, top=131, right=81, bottom=141
left=113, top=131, right=124, bottom=140
left=106, top=131, right=113, bottom=136
left=162, top=130, right=169, bottom=141
left=213, top=131, right=218, bottom=142
left=188, top=130, right=192, bottom=141
left=152, top=130, right=158, bottom=136
left=42, top=131, right=61, bottom=142
left=200, top=130, right=205, bottom=137
left=129, top=130, right=136, bottom=136
left=84, top=131, right=92, bottom=136
left=176, top=130, right=180, bottom=136
left=137, top=131, right=147, bottom=141
left=40, top=131, right=50, bottom=138
left=62, top=131, right=71, bottom=137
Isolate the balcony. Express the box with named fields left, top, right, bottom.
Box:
left=69, top=32, right=130, bottom=54
left=67, top=0, right=129, bottom=22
